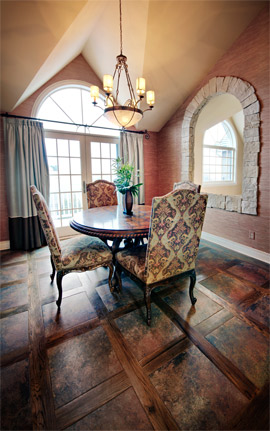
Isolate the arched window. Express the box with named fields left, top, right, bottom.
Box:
left=34, top=83, right=120, bottom=236
left=36, top=83, right=120, bottom=137
left=202, top=121, right=236, bottom=184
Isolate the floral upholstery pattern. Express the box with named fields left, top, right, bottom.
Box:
left=173, top=181, right=201, bottom=193
left=30, top=185, right=113, bottom=271
left=116, top=245, right=147, bottom=282
left=116, top=189, right=208, bottom=285
left=30, top=185, right=62, bottom=268
left=87, top=180, right=118, bottom=208
left=61, top=236, right=112, bottom=270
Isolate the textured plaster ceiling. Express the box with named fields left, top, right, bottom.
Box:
left=0, top=0, right=267, bottom=131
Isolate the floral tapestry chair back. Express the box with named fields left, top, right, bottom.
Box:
left=145, top=189, right=208, bottom=285
left=30, top=185, right=62, bottom=268
left=86, top=180, right=118, bottom=209
left=173, top=181, right=201, bottom=193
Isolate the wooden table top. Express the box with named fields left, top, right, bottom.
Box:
left=70, top=204, right=152, bottom=239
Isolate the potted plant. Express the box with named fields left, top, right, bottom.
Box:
left=112, top=157, right=143, bottom=215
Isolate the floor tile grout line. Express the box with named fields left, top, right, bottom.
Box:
left=152, top=291, right=259, bottom=400
left=196, top=282, right=270, bottom=336
left=27, top=252, right=57, bottom=430
left=102, top=317, right=180, bottom=430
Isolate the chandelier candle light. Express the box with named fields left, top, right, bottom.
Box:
left=90, top=0, right=155, bottom=128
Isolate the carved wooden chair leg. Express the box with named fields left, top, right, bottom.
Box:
left=144, top=285, right=152, bottom=326
left=115, top=263, right=123, bottom=292
left=108, top=263, right=114, bottom=292
left=189, top=269, right=197, bottom=305
left=50, top=255, right=56, bottom=283
left=56, top=271, right=63, bottom=309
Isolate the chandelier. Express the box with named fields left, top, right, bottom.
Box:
left=90, top=0, right=155, bottom=128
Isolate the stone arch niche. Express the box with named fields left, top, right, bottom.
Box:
left=181, top=76, right=260, bottom=215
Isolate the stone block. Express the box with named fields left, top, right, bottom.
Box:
left=221, top=76, right=232, bottom=93
left=245, top=113, right=260, bottom=127
left=227, top=76, right=239, bottom=93
left=182, top=119, right=191, bottom=129
left=202, top=83, right=210, bottom=98
left=242, top=93, right=258, bottom=109
left=233, top=80, right=254, bottom=102
left=207, top=193, right=226, bottom=209
left=225, top=195, right=242, bottom=212
left=243, top=151, right=258, bottom=164
left=243, top=165, right=258, bottom=178
left=209, top=77, right=217, bottom=95
left=245, top=135, right=260, bottom=144
left=244, top=101, right=260, bottom=115
left=242, top=188, right=257, bottom=201
left=242, top=177, right=257, bottom=191
left=186, top=99, right=199, bottom=115
left=244, top=141, right=260, bottom=153
left=242, top=201, right=257, bottom=215
left=182, top=127, right=190, bottom=138
left=243, top=127, right=259, bottom=140
left=216, top=77, right=224, bottom=93
left=194, top=89, right=205, bottom=105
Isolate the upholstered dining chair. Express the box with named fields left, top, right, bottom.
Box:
left=30, top=186, right=113, bottom=309
left=86, top=180, right=118, bottom=209
left=173, top=180, right=201, bottom=193
left=114, top=189, right=208, bottom=325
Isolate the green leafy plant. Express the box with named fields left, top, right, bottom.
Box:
left=112, top=157, right=143, bottom=196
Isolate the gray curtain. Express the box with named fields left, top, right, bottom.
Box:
left=120, top=132, right=145, bottom=204
left=3, top=118, right=50, bottom=250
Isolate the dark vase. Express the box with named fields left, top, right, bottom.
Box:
left=123, top=190, right=133, bottom=215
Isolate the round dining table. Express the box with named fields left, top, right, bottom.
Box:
left=70, top=204, right=152, bottom=254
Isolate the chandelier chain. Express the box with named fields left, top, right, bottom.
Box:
left=119, top=0, right=123, bottom=55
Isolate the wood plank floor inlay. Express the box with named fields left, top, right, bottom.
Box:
left=0, top=241, right=269, bottom=430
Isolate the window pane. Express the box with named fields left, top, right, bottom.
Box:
left=51, top=211, right=61, bottom=227
left=57, top=140, right=69, bottom=156
left=92, top=175, right=101, bottom=182
left=70, top=158, right=81, bottom=174
left=45, top=138, right=57, bottom=156
left=59, top=175, right=71, bottom=192
left=102, top=175, right=111, bottom=181
left=91, top=159, right=101, bottom=174
left=70, top=140, right=80, bottom=157
left=102, top=159, right=111, bottom=174
left=72, top=192, right=82, bottom=208
left=101, top=142, right=110, bottom=158
left=50, top=176, right=59, bottom=193
left=51, top=88, right=82, bottom=125
left=61, top=193, right=72, bottom=210
left=49, top=194, right=59, bottom=211
left=48, top=157, right=58, bottom=174
left=71, top=175, right=82, bottom=191
left=58, top=157, right=70, bottom=174
left=91, top=142, right=100, bottom=158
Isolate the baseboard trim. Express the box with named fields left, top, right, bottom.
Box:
left=0, top=240, right=10, bottom=251
left=201, top=232, right=270, bottom=264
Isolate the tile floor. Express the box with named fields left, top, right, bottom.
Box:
left=0, top=239, right=269, bottom=430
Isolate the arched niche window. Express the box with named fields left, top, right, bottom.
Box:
left=203, top=120, right=236, bottom=184
left=34, top=82, right=120, bottom=137
left=181, top=76, right=260, bottom=215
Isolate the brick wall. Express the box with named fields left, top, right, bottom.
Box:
left=157, top=7, right=269, bottom=253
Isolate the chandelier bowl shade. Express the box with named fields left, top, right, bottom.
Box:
left=104, top=106, right=143, bottom=128
left=90, top=0, right=155, bottom=129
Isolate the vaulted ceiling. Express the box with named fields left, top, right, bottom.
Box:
left=0, top=0, right=267, bottom=131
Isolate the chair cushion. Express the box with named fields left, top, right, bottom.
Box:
left=61, top=236, right=112, bottom=270
left=116, top=245, right=147, bottom=282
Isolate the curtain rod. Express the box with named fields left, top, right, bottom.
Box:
left=1, top=113, right=150, bottom=137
